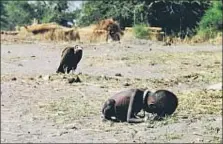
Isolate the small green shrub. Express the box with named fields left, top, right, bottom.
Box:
left=133, top=24, right=149, bottom=39
left=196, top=1, right=222, bottom=39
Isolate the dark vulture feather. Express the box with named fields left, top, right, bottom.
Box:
left=56, top=45, right=83, bottom=74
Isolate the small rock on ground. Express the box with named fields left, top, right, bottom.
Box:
left=207, top=83, right=222, bottom=90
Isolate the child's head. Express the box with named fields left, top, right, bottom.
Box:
left=145, top=90, right=178, bottom=117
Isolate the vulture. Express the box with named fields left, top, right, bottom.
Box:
left=56, top=45, right=83, bottom=74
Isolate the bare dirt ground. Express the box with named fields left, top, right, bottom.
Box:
left=1, top=37, right=222, bottom=143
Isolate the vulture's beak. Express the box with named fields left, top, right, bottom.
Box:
left=75, top=45, right=83, bottom=51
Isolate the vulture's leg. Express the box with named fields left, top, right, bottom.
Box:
left=67, top=67, right=72, bottom=74
left=63, top=65, right=68, bottom=74
left=71, top=67, right=75, bottom=74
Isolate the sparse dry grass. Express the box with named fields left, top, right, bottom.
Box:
left=122, top=30, right=134, bottom=41
left=78, top=25, right=96, bottom=43
left=90, top=30, right=108, bottom=43
left=77, top=25, right=109, bottom=43
left=37, top=89, right=221, bottom=127
left=124, top=27, right=164, bottom=41
left=164, top=32, right=222, bottom=45
left=77, top=19, right=123, bottom=43
left=35, top=48, right=222, bottom=124
left=164, top=133, right=184, bottom=140
left=23, top=22, right=60, bottom=33
left=39, top=28, right=80, bottom=41
left=85, top=51, right=222, bottom=78
left=17, top=23, right=80, bottom=42
left=176, top=90, right=222, bottom=116
left=37, top=72, right=222, bottom=124
left=38, top=94, right=102, bottom=124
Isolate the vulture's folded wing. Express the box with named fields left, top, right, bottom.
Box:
left=57, top=47, right=75, bottom=73
left=74, top=49, right=83, bottom=66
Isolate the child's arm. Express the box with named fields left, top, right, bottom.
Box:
left=126, top=89, right=145, bottom=123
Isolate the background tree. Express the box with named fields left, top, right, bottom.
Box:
left=4, top=1, right=35, bottom=30
left=196, top=1, right=222, bottom=39
left=1, top=0, right=77, bottom=30
left=198, top=1, right=222, bottom=32
left=31, top=1, right=69, bottom=24
left=146, top=0, right=210, bottom=37
left=77, top=0, right=211, bottom=37
left=0, top=1, right=8, bottom=30
left=2, top=0, right=220, bottom=39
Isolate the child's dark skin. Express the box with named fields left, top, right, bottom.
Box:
left=102, top=88, right=178, bottom=123
left=102, top=89, right=152, bottom=123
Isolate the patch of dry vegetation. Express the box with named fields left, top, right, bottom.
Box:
left=191, top=32, right=222, bottom=45
left=73, top=19, right=123, bottom=43
left=38, top=94, right=103, bottom=124
left=163, top=32, right=222, bottom=45
left=77, top=25, right=97, bottom=43
left=176, top=90, right=222, bottom=116
left=36, top=72, right=222, bottom=124
left=39, top=28, right=80, bottom=41
left=86, top=50, right=221, bottom=65
left=22, top=23, right=60, bottom=33
left=89, top=18, right=123, bottom=43
left=124, top=26, right=164, bottom=41
left=18, top=23, right=80, bottom=42
left=85, top=51, right=221, bottom=83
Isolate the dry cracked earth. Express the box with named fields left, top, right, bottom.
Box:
left=1, top=38, right=222, bottom=143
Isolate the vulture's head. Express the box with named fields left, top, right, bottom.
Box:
left=74, top=45, right=83, bottom=51
left=74, top=45, right=83, bottom=55
left=74, top=45, right=83, bottom=63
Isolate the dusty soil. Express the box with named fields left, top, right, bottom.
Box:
left=1, top=38, right=222, bottom=143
